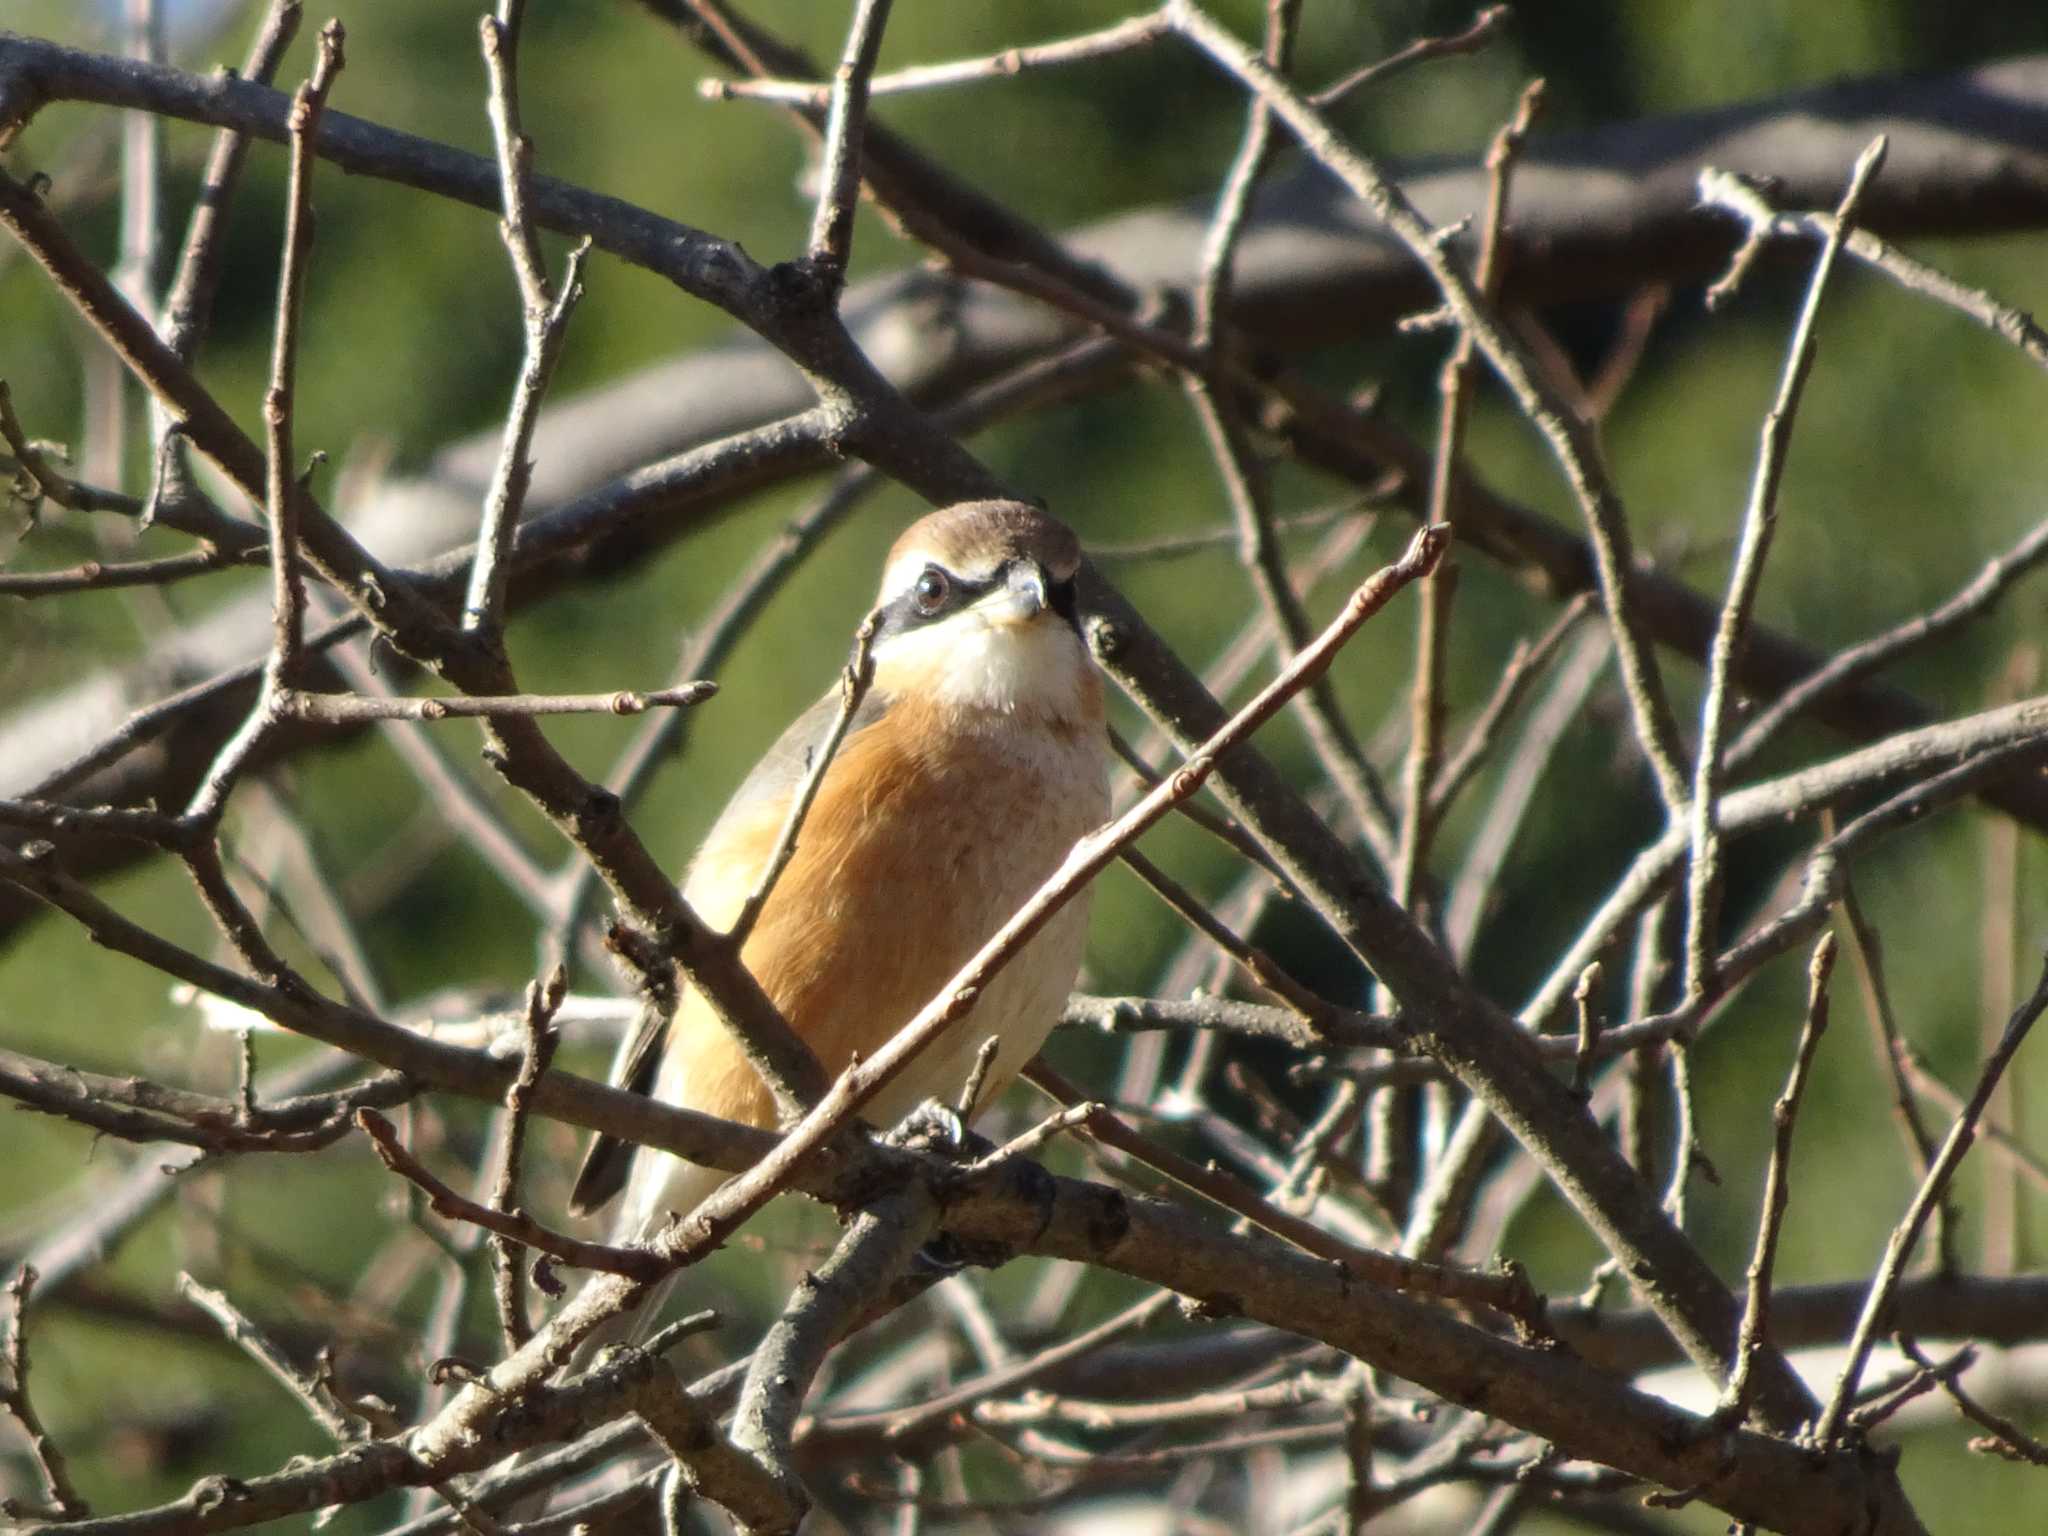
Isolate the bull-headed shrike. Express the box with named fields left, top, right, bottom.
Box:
left=570, top=499, right=1108, bottom=1283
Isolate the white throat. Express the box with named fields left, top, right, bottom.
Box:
left=872, top=613, right=1094, bottom=723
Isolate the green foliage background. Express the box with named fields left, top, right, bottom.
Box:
left=3, top=1, right=2047, bottom=1528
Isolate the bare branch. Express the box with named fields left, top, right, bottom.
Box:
left=463, top=0, right=591, bottom=641
left=177, top=1272, right=359, bottom=1442
left=274, top=681, right=717, bottom=725
left=1024, top=1062, right=1541, bottom=1327
left=1700, top=164, right=2048, bottom=374
left=1729, top=517, right=2048, bottom=769
left=1721, top=933, right=1834, bottom=1422
left=730, top=1183, right=937, bottom=1518
left=358, top=1108, right=667, bottom=1282
left=1308, top=4, right=1514, bottom=109
left=490, top=966, right=566, bottom=1349
left=0, top=544, right=245, bottom=596
left=262, top=20, right=346, bottom=691
left=1897, top=1335, right=2048, bottom=1467
left=0, top=1041, right=410, bottom=1152
left=705, top=13, right=1172, bottom=106
left=1060, top=991, right=1397, bottom=1052
left=1399, top=74, right=1545, bottom=912
left=2, top=1266, right=89, bottom=1521
left=1838, top=877, right=1954, bottom=1270
left=1817, top=954, right=2048, bottom=1444
left=0, top=379, right=154, bottom=520
left=805, top=0, right=895, bottom=285
left=1165, top=0, right=1694, bottom=815
left=1521, top=691, right=2048, bottom=1029
left=1686, top=137, right=1886, bottom=1001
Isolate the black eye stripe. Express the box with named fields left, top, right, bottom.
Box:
left=875, top=565, right=994, bottom=641
left=871, top=560, right=1080, bottom=643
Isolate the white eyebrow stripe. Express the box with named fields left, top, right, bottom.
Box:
left=879, top=550, right=928, bottom=601
left=879, top=548, right=1011, bottom=604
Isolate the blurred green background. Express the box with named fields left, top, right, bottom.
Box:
left=3, top=1, right=2047, bottom=1529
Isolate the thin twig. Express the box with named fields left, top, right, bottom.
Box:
left=262, top=21, right=346, bottom=691
left=704, top=13, right=1172, bottom=106
left=490, top=965, right=565, bottom=1350
left=1180, top=0, right=1398, bottom=867
left=1427, top=592, right=1592, bottom=819
left=463, top=0, right=591, bottom=641
left=1179, top=115, right=1399, bottom=872
left=954, top=1035, right=1003, bottom=1121
left=275, top=681, right=717, bottom=725
left=1182, top=389, right=1398, bottom=869
left=1729, top=519, right=2048, bottom=768
left=1308, top=4, right=1514, bottom=109
left=357, top=1108, right=667, bottom=1281
left=1089, top=505, right=1354, bottom=562
left=805, top=0, right=895, bottom=284
left=1115, top=847, right=1335, bottom=1034
left=0, top=1037, right=410, bottom=1153
left=963, top=1098, right=1099, bottom=1173
left=0, top=379, right=153, bottom=519
left=0, top=545, right=248, bottom=596
left=1898, top=1046, right=2048, bottom=1194
left=1699, top=165, right=2048, bottom=374
left=2, top=1265, right=89, bottom=1521
left=1838, top=876, right=1952, bottom=1271
left=1024, top=1062, right=1541, bottom=1327
left=824, top=1292, right=1178, bottom=1452
left=1193, top=0, right=1303, bottom=350
left=1817, top=953, right=2048, bottom=1444
left=1519, top=690, right=2048, bottom=1030
left=150, top=0, right=304, bottom=521
left=1383, top=75, right=1542, bottom=1198
left=1398, top=75, right=1544, bottom=913
left=167, top=26, right=347, bottom=830
left=1721, top=933, right=1834, bottom=1422
left=1897, top=1334, right=2048, bottom=1467
left=1622, top=727, right=2048, bottom=1063
left=727, top=609, right=880, bottom=949
left=1108, top=729, right=1294, bottom=881
left=1570, top=961, right=1603, bottom=1099
left=1685, top=136, right=1886, bottom=1001
left=1060, top=992, right=1397, bottom=1052
left=177, top=1271, right=360, bottom=1442
left=158, top=0, right=304, bottom=365
left=1620, top=897, right=1676, bottom=1179
left=1979, top=646, right=2035, bottom=1272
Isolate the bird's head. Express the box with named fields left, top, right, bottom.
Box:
left=868, top=500, right=1100, bottom=725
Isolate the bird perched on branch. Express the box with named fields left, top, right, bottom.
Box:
left=571, top=499, right=1108, bottom=1271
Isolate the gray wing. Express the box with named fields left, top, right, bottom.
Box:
left=685, top=682, right=894, bottom=891
left=567, top=680, right=895, bottom=1215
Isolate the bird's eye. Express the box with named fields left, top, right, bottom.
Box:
left=911, top=565, right=951, bottom=615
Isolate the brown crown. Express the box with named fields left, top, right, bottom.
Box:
left=884, top=500, right=1082, bottom=586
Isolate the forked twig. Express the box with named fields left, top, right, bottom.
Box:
left=1817, top=954, right=2048, bottom=1444
left=1720, top=934, right=1834, bottom=1421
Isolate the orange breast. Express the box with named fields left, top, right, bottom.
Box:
left=657, top=688, right=1107, bottom=1136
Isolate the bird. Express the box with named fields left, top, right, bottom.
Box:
left=569, top=499, right=1109, bottom=1289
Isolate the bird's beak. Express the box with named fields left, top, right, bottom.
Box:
left=981, top=560, right=1051, bottom=626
